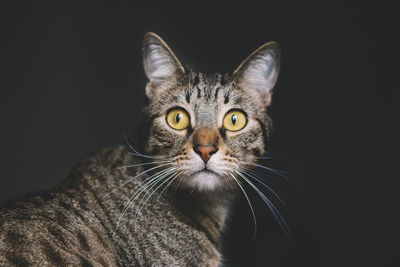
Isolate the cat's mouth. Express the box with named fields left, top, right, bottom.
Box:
left=188, top=167, right=223, bottom=191
left=194, top=168, right=219, bottom=176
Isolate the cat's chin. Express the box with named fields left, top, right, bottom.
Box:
left=188, top=170, right=224, bottom=191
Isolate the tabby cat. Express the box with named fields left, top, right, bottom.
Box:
left=0, top=32, right=283, bottom=266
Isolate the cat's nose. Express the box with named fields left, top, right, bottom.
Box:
left=193, top=144, right=217, bottom=163
left=192, top=128, right=219, bottom=163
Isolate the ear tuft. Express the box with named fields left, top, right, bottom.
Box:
left=233, top=41, right=281, bottom=106
left=142, top=32, right=184, bottom=83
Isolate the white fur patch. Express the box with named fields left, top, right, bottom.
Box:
left=240, top=53, right=278, bottom=104
left=144, top=44, right=176, bottom=81
left=190, top=171, right=222, bottom=191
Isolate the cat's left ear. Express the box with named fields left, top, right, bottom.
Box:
left=233, top=41, right=281, bottom=106
left=142, top=32, right=185, bottom=98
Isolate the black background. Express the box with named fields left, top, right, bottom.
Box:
left=0, top=1, right=398, bottom=266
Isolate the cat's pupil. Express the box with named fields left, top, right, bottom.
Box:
left=176, top=113, right=182, bottom=123
left=231, top=115, right=237, bottom=125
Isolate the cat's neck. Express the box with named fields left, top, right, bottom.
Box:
left=170, top=189, right=235, bottom=242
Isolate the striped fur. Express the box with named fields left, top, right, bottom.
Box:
left=1, top=147, right=224, bottom=266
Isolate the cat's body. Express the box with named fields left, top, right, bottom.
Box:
left=0, top=146, right=226, bottom=266
left=0, top=32, right=282, bottom=266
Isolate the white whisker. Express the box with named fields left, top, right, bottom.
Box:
left=241, top=161, right=290, bottom=180
left=134, top=171, right=179, bottom=223
left=228, top=172, right=257, bottom=240
left=112, top=167, right=176, bottom=236
left=102, top=162, right=173, bottom=200
left=235, top=170, right=290, bottom=237
left=119, top=160, right=171, bottom=169
left=239, top=168, right=285, bottom=205
left=128, top=168, right=177, bottom=214
left=157, top=171, right=182, bottom=201
left=255, top=156, right=273, bottom=159
left=128, top=152, right=165, bottom=160
left=124, top=133, right=165, bottom=159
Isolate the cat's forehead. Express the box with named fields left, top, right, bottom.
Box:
left=151, top=71, right=257, bottom=119
left=183, top=72, right=227, bottom=101
left=186, top=73, right=254, bottom=110
left=178, top=73, right=223, bottom=126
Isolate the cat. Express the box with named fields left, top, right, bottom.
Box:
left=0, top=32, right=283, bottom=266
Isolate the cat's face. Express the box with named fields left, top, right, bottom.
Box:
left=140, top=33, right=280, bottom=192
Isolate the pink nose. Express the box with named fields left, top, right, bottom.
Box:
left=193, top=144, right=217, bottom=163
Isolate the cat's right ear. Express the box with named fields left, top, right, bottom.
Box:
left=232, top=41, right=281, bottom=106
left=143, top=32, right=185, bottom=98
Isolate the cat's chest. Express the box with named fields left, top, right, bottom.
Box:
left=109, top=195, right=221, bottom=266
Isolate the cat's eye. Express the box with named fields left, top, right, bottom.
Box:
left=223, top=110, right=247, bottom=131
left=166, top=108, right=190, bottom=130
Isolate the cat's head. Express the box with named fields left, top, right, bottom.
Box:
left=139, top=32, right=280, bottom=192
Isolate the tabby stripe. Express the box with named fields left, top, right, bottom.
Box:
left=96, top=256, right=108, bottom=266
left=41, top=240, right=65, bottom=265
left=224, top=92, right=230, bottom=104
left=87, top=225, right=109, bottom=249
left=219, top=75, right=227, bottom=86
left=4, top=252, right=29, bottom=266
left=214, top=86, right=221, bottom=100
left=152, top=231, right=184, bottom=260
left=86, top=171, right=141, bottom=264
left=47, top=225, right=68, bottom=248
left=125, top=218, right=147, bottom=264
left=185, top=90, right=191, bottom=103
left=41, top=234, right=93, bottom=266
left=193, top=75, right=200, bottom=86
left=256, top=118, right=268, bottom=150
left=142, top=114, right=159, bottom=150
left=83, top=186, right=133, bottom=264
left=80, top=170, right=120, bottom=224
left=77, top=231, right=91, bottom=252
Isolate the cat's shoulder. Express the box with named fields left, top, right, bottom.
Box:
left=62, top=145, right=140, bottom=188
left=71, top=145, right=136, bottom=173
left=80, top=145, right=132, bottom=166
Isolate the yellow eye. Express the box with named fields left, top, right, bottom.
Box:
left=223, top=110, right=247, bottom=131
left=166, top=108, right=190, bottom=130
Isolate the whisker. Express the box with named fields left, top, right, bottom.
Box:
left=235, top=171, right=290, bottom=238
left=133, top=171, right=175, bottom=219
left=239, top=168, right=285, bottom=205
left=241, top=162, right=290, bottom=180
left=222, top=171, right=236, bottom=192
left=119, top=160, right=171, bottom=169
left=102, top=162, right=173, bottom=200
left=157, top=171, right=182, bottom=201
left=127, top=167, right=177, bottom=211
left=255, top=156, right=273, bottom=159
left=123, top=132, right=165, bottom=159
left=128, top=152, right=165, bottom=160
left=134, top=171, right=180, bottom=223
left=123, top=167, right=176, bottom=213
left=112, top=167, right=176, bottom=236
left=244, top=168, right=271, bottom=179
left=174, top=173, right=188, bottom=196
left=228, top=172, right=257, bottom=240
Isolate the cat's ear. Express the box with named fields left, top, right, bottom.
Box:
left=233, top=41, right=281, bottom=106
left=142, top=32, right=185, bottom=97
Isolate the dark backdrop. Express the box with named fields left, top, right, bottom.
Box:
left=0, top=1, right=398, bottom=266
